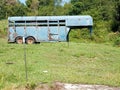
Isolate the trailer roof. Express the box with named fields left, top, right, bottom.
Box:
left=8, top=15, right=92, bottom=21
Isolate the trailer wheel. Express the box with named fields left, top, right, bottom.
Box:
left=26, top=36, right=35, bottom=44
left=15, top=36, right=23, bottom=44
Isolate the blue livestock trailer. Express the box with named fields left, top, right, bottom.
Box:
left=8, top=16, right=93, bottom=44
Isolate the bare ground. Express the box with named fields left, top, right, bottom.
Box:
left=12, top=82, right=120, bottom=90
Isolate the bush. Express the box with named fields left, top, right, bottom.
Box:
left=114, top=37, right=120, bottom=46
left=108, top=32, right=120, bottom=42
left=0, top=20, right=7, bottom=38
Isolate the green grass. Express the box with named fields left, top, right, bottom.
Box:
left=0, top=38, right=120, bottom=89
left=0, top=20, right=7, bottom=38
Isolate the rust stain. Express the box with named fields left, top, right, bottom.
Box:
left=48, top=34, right=53, bottom=40
left=13, top=33, right=17, bottom=38
left=48, top=28, right=53, bottom=40
left=8, top=31, right=11, bottom=35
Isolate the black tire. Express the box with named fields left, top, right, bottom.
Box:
left=15, top=36, right=23, bottom=44
left=26, top=36, right=35, bottom=44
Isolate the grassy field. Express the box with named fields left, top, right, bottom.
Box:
left=0, top=38, right=120, bottom=89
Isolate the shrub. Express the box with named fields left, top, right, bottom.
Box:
left=114, top=37, right=120, bottom=46
left=108, top=32, right=120, bottom=41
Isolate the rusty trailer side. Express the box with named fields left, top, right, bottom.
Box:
left=8, top=16, right=93, bottom=44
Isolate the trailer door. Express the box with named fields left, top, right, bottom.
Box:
left=48, top=27, right=59, bottom=41
left=48, top=20, right=59, bottom=41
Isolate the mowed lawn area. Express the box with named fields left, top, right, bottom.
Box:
left=0, top=38, right=120, bottom=89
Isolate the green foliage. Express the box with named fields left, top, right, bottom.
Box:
left=68, top=0, right=118, bottom=43
left=108, top=32, right=120, bottom=42
left=0, top=20, right=7, bottom=38
left=0, top=0, right=27, bottom=19
left=0, top=0, right=6, bottom=19
left=111, top=0, right=120, bottom=32
left=69, top=2, right=84, bottom=15
left=114, top=36, right=120, bottom=46
left=26, top=0, right=32, bottom=8
left=112, top=32, right=120, bottom=47
left=70, top=0, right=114, bottom=21
left=38, top=6, right=54, bottom=16
left=69, top=29, right=92, bottom=43
left=12, top=4, right=27, bottom=16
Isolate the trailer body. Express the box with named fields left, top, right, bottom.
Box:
left=8, top=16, right=93, bottom=44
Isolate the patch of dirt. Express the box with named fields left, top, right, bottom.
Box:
left=13, top=82, right=120, bottom=90
left=52, top=82, right=120, bottom=90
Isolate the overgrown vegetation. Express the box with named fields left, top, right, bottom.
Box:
left=0, top=38, right=120, bottom=89
left=0, top=20, right=7, bottom=38
left=111, top=0, right=120, bottom=32
left=0, top=0, right=120, bottom=44
left=0, top=0, right=120, bottom=89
